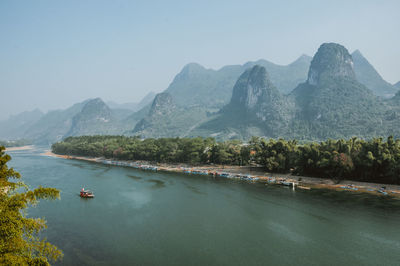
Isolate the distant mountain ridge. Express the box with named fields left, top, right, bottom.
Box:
left=0, top=109, right=44, bottom=140
left=165, top=55, right=312, bottom=109
left=2, top=42, right=399, bottom=143
left=190, top=43, right=399, bottom=140
left=107, top=91, right=156, bottom=111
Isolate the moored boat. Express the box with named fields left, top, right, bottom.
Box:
left=80, top=188, right=94, bottom=198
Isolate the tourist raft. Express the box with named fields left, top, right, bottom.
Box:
left=80, top=188, right=94, bottom=198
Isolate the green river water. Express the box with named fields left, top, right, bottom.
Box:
left=6, top=147, right=400, bottom=266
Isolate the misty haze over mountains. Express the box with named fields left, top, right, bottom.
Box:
left=1, top=43, right=399, bottom=144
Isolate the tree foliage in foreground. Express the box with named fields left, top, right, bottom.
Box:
left=0, top=146, right=63, bottom=265
left=52, top=135, right=400, bottom=185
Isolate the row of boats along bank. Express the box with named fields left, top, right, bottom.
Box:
left=70, top=157, right=399, bottom=196
left=97, top=159, right=299, bottom=187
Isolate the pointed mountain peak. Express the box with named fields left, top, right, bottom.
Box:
left=352, top=49, right=363, bottom=57
left=351, top=49, right=369, bottom=64
left=82, top=98, right=109, bottom=112
left=291, top=54, right=312, bottom=65
left=351, top=48, right=397, bottom=96
left=79, top=98, right=111, bottom=117
left=183, top=62, right=205, bottom=70
left=307, top=43, right=355, bottom=86
left=87, top=97, right=104, bottom=103
left=174, top=63, right=207, bottom=81
left=230, top=65, right=279, bottom=110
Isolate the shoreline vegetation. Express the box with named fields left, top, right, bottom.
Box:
left=50, top=135, right=400, bottom=197
left=43, top=150, right=400, bottom=198
left=0, top=139, right=32, bottom=149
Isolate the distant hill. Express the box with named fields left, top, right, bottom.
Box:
left=352, top=50, right=398, bottom=97
left=65, top=98, right=122, bottom=137
left=23, top=101, right=88, bottom=144
left=394, top=81, right=400, bottom=89
left=131, top=92, right=210, bottom=138
left=0, top=109, right=43, bottom=140
left=1, top=98, right=135, bottom=144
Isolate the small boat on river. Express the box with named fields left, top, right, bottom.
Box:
left=80, top=188, right=94, bottom=198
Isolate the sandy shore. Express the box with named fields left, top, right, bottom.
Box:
left=43, top=151, right=400, bottom=198
left=5, top=145, right=35, bottom=151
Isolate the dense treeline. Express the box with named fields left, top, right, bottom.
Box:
left=52, top=135, right=400, bottom=185
left=0, top=139, right=31, bottom=148
left=52, top=136, right=249, bottom=165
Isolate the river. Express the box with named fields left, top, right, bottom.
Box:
left=6, top=147, right=400, bottom=265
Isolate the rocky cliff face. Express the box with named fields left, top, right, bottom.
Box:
left=228, top=65, right=293, bottom=122
left=133, top=92, right=176, bottom=133
left=307, top=43, right=355, bottom=86
left=194, top=65, right=294, bottom=139
left=230, top=65, right=276, bottom=110
left=148, top=92, right=175, bottom=116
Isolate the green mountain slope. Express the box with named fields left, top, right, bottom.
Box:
left=65, top=98, right=123, bottom=137
left=131, top=92, right=210, bottom=138
left=193, top=65, right=294, bottom=140
left=291, top=43, right=387, bottom=140
left=384, top=91, right=400, bottom=138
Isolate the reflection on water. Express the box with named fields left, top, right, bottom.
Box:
left=183, top=182, right=207, bottom=195
left=146, top=179, right=166, bottom=189
left=127, top=174, right=142, bottom=181
left=268, top=222, right=311, bottom=243
left=6, top=148, right=400, bottom=266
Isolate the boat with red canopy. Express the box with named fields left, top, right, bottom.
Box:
left=80, top=188, right=94, bottom=198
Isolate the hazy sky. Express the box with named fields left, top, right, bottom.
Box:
left=1, top=0, right=399, bottom=120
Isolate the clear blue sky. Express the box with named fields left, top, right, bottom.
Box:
left=1, top=0, right=399, bottom=119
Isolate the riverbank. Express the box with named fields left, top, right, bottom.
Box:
left=5, top=145, right=35, bottom=151
left=42, top=151, right=400, bottom=198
